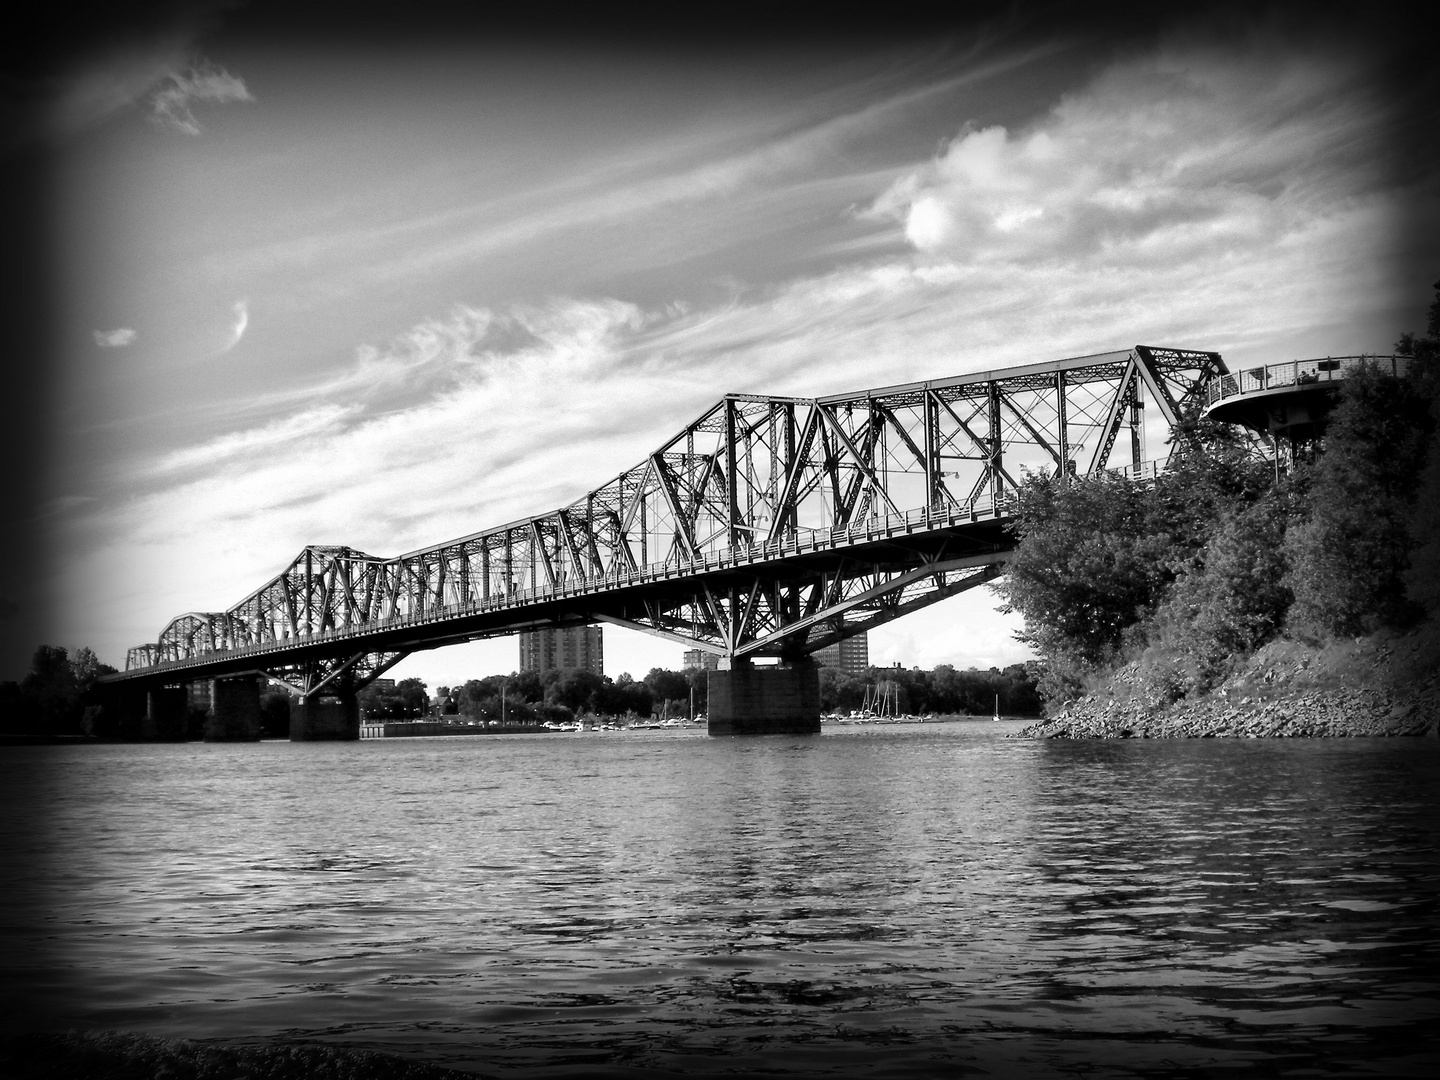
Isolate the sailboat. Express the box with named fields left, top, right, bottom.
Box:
left=993, top=693, right=1001, bottom=722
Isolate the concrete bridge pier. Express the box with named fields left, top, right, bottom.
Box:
left=204, top=677, right=263, bottom=741
left=707, top=657, right=821, bottom=736
left=292, top=692, right=359, bottom=741
left=142, top=686, right=189, bottom=741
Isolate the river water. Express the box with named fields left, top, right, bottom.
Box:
left=2, top=721, right=1437, bottom=1077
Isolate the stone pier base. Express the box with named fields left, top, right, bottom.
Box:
left=707, top=659, right=821, bottom=736
left=142, top=686, right=188, bottom=741
left=204, top=677, right=262, bottom=741
left=292, top=694, right=359, bottom=741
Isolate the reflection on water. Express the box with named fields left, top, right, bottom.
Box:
left=1, top=723, right=1437, bottom=1076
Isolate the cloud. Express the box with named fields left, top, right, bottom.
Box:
left=93, top=327, right=137, bottom=348
left=150, top=61, right=253, bottom=135
left=200, top=47, right=1060, bottom=293
left=148, top=404, right=361, bottom=476
left=65, top=298, right=680, bottom=639
left=218, top=300, right=249, bottom=353
left=18, top=6, right=232, bottom=143
left=869, top=45, right=1386, bottom=269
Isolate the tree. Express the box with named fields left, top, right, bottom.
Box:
left=643, top=667, right=690, bottom=716
left=998, top=472, right=1175, bottom=670
left=395, top=678, right=429, bottom=717
left=360, top=678, right=429, bottom=719
left=998, top=397, right=1273, bottom=704
left=596, top=676, right=651, bottom=717
left=1142, top=497, right=1293, bottom=696
left=1399, top=279, right=1440, bottom=615
left=545, top=668, right=607, bottom=714
left=0, top=645, right=118, bottom=735
left=70, top=647, right=117, bottom=691
left=1285, top=362, right=1434, bottom=636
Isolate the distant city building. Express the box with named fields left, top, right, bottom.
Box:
left=813, top=632, right=869, bottom=675
left=370, top=677, right=396, bottom=691
left=519, top=624, right=604, bottom=675
left=682, top=649, right=720, bottom=672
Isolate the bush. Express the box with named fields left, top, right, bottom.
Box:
left=1144, top=496, right=1292, bottom=693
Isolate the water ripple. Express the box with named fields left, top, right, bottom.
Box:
left=1, top=724, right=1437, bottom=1076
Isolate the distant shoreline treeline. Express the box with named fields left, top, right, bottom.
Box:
left=391, top=660, right=1043, bottom=725
left=0, top=655, right=1043, bottom=736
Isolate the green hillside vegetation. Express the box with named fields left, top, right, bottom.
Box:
left=1000, top=281, right=1440, bottom=723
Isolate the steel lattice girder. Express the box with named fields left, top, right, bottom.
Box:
left=117, top=345, right=1223, bottom=679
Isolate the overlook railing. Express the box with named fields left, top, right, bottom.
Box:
left=1203, top=354, right=1411, bottom=410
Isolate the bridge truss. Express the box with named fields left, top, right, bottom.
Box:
left=118, top=346, right=1223, bottom=693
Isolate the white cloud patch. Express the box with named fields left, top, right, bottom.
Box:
left=871, top=47, right=1385, bottom=269
left=68, top=298, right=685, bottom=641
left=219, top=300, right=249, bottom=353
left=149, top=404, right=361, bottom=476
left=150, top=61, right=253, bottom=135
left=93, top=327, right=137, bottom=348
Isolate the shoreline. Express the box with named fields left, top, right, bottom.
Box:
left=1019, top=620, right=1440, bottom=739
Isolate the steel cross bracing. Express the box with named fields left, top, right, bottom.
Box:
left=117, top=346, right=1223, bottom=687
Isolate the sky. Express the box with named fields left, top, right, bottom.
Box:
left=2, top=2, right=1437, bottom=688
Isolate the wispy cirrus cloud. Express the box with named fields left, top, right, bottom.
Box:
left=200, top=46, right=1060, bottom=294
left=150, top=61, right=252, bottom=135
left=148, top=403, right=362, bottom=477
left=68, top=297, right=675, bottom=638
left=93, top=327, right=137, bottom=348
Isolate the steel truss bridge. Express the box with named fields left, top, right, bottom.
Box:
left=110, top=346, right=1224, bottom=699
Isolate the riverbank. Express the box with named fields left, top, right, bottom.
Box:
left=1019, top=619, right=1440, bottom=739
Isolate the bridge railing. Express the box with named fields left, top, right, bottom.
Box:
left=1203, top=354, right=1410, bottom=409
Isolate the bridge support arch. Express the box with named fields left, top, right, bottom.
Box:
left=707, top=657, right=821, bottom=736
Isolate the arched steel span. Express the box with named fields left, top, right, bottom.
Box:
left=108, top=345, right=1224, bottom=695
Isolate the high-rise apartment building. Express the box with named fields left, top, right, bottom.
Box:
left=682, top=649, right=720, bottom=672
left=518, top=624, right=604, bottom=675
left=812, top=632, right=869, bottom=675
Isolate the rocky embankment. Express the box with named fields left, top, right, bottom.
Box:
left=1020, top=621, right=1440, bottom=739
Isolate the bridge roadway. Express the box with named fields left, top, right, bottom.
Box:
left=98, top=344, right=1224, bottom=738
